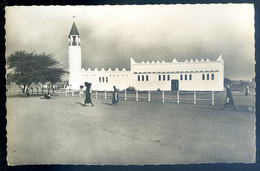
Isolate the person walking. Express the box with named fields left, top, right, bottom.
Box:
left=112, top=85, right=119, bottom=105
left=84, top=82, right=94, bottom=106
left=223, top=86, right=236, bottom=110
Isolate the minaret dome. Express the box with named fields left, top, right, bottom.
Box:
left=68, top=22, right=80, bottom=46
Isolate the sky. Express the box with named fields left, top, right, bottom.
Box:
left=5, top=4, right=255, bottom=80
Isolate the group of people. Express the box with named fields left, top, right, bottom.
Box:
left=40, top=93, right=51, bottom=99
left=38, top=81, right=250, bottom=111
left=83, top=82, right=250, bottom=111
left=39, top=81, right=249, bottom=111
left=83, top=82, right=118, bottom=106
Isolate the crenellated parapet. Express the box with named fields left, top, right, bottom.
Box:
left=81, top=67, right=129, bottom=73
left=130, top=54, right=223, bottom=65
left=130, top=55, right=224, bottom=76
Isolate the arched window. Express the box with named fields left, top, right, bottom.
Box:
left=163, top=75, right=165, bottom=81
left=207, top=74, right=209, bottom=80
left=185, top=74, right=187, bottom=80
left=202, top=74, right=205, bottom=80
left=189, top=74, right=192, bottom=80
left=146, top=75, right=149, bottom=81
left=211, top=74, right=214, bottom=80
left=138, top=75, right=140, bottom=81
left=106, top=77, right=108, bottom=83
left=180, top=75, right=183, bottom=80
left=102, top=77, right=105, bottom=82
left=159, top=75, right=161, bottom=81
left=167, top=75, right=170, bottom=81
left=142, top=75, right=144, bottom=81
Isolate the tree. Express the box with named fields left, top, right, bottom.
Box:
left=126, top=86, right=135, bottom=92
left=6, top=50, right=68, bottom=95
left=224, top=77, right=231, bottom=86
left=239, top=80, right=249, bottom=86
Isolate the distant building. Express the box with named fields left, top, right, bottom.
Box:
left=68, top=22, right=224, bottom=91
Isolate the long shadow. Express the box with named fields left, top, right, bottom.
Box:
left=76, top=102, right=85, bottom=107
left=194, top=106, right=238, bottom=111
left=194, top=105, right=255, bottom=113
left=194, top=106, right=224, bottom=111
left=76, top=102, right=95, bottom=107
left=102, top=102, right=114, bottom=106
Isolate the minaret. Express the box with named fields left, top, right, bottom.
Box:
left=68, top=20, right=82, bottom=90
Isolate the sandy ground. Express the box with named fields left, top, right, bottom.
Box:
left=6, top=94, right=255, bottom=165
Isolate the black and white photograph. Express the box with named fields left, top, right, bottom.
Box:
left=5, top=4, right=256, bottom=165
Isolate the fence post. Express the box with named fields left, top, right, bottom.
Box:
left=194, top=91, right=196, bottom=105
left=177, top=91, right=179, bottom=104
left=212, top=91, right=214, bottom=106
left=95, top=90, right=97, bottom=99
left=148, top=91, right=151, bottom=102
left=72, top=91, right=74, bottom=96
left=105, top=90, right=107, bottom=100
left=162, top=90, right=165, bottom=103
left=136, top=90, right=138, bottom=101
left=125, top=89, right=127, bottom=101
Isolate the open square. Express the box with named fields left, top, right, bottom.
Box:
left=6, top=93, right=255, bottom=165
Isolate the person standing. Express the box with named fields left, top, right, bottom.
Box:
left=245, top=85, right=249, bottom=96
left=112, top=85, right=119, bottom=105
left=84, top=82, right=94, bottom=106
left=223, top=86, right=236, bottom=110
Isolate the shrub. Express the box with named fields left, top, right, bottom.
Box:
left=126, top=86, right=136, bottom=91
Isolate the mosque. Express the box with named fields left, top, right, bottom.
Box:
left=68, top=21, right=224, bottom=91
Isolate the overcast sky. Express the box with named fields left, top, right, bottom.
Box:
left=5, top=4, right=254, bottom=80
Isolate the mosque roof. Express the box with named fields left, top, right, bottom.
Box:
left=69, top=22, right=79, bottom=35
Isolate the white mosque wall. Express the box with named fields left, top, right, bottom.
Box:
left=129, top=56, right=224, bottom=91
left=81, top=69, right=134, bottom=91
left=79, top=56, right=224, bottom=91
left=131, top=72, right=223, bottom=91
